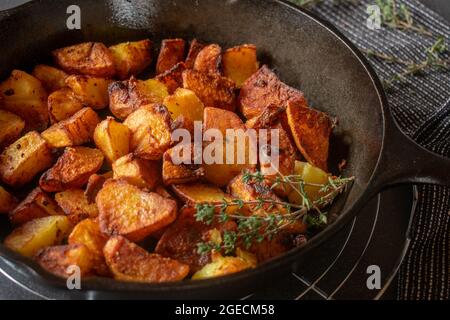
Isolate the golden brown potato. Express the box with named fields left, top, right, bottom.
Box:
left=222, top=44, right=259, bottom=87
left=163, top=88, right=204, bottom=124
left=156, top=39, right=186, bottom=75
left=109, top=39, right=152, bottom=80
left=0, top=131, right=53, bottom=187
left=93, top=117, right=130, bottom=163
left=0, top=70, right=48, bottom=131
left=162, top=145, right=205, bottom=185
left=0, top=185, right=17, bottom=214
left=32, top=64, right=68, bottom=93
left=112, top=154, right=160, bottom=190
left=104, top=235, right=189, bottom=283
left=238, top=65, right=307, bottom=119
left=0, top=109, right=25, bottom=150
left=286, top=102, right=332, bottom=171
left=155, top=62, right=186, bottom=94
left=55, top=189, right=99, bottom=224
left=84, top=172, right=112, bottom=204
left=4, top=215, right=73, bottom=257
left=40, top=146, right=104, bottom=192
left=182, top=69, right=236, bottom=111
left=124, top=104, right=173, bottom=160
left=9, top=187, right=63, bottom=225
left=52, top=42, right=115, bottom=77
left=97, top=179, right=177, bottom=242
left=185, top=39, right=205, bottom=69
left=41, top=107, right=100, bottom=148
left=193, top=44, right=222, bottom=75
left=35, top=244, right=94, bottom=278
left=65, top=75, right=112, bottom=109
left=47, top=87, right=84, bottom=123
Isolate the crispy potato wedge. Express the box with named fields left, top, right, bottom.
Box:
left=222, top=44, right=259, bottom=87
left=182, top=69, right=236, bottom=111
left=238, top=65, right=307, bottom=119
left=4, top=215, right=73, bottom=257
left=32, top=64, right=68, bottom=93
left=104, top=235, right=189, bottom=283
left=97, top=179, right=177, bottom=241
left=163, top=88, right=204, bottom=124
left=162, top=145, right=205, bottom=185
left=40, top=146, right=104, bottom=192
left=65, top=75, right=112, bottom=109
left=47, top=87, right=85, bottom=123
left=185, top=39, right=205, bottom=69
left=36, top=244, right=94, bottom=278
left=52, top=42, right=115, bottom=77
left=55, top=189, right=99, bottom=224
left=124, top=104, right=172, bottom=160
left=286, top=102, right=332, bottom=171
left=41, top=107, right=100, bottom=148
left=0, top=131, right=53, bottom=187
left=0, top=109, right=25, bottom=150
left=84, top=172, right=111, bottom=204
left=0, top=70, right=48, bottom=131
left=156, top=39, right=186, bottom=75
left=94, top=117, right=130, bottom=163
left=193, top=44, right=222, bottom=75
left=10, top=187, right=63, bottom=225
left=112, top=154, right=160, bottom=190
left=0, top=185, right=17, bottom=214
left=155, top=62, right=186, bottom=94
left=109, top=39, right=152, bottom=80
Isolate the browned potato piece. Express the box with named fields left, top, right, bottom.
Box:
left=238, top=65, right=307, bottom=119
left=104, top=235, right=189, bottom=283
left=185, top=39, right=205, bottom=69
left=162, top=145, right=204, bottom=185
left=32, top=64, right=68, bottom=92
left=124, top=104, right=172, bottom=160
left=286, top=102, right=332, bottom=171
left=0, top=70, right=48, bottom=131
left=155, top=62, right=186, bottom=94
left=48, top=87, right=84, bottom=123
left=52, top=42, right=115, bottom=77
left=97, top=179, right=177, bottom=242
left=0, top=185, right=17, bottom=214
left=4, top=215, right=73, bottom=257
left=93, top=117, right=130, bottom=163
left=156, top=39, right=186, bottom=75
left=112, top=154, right=160, bottom=190
left=35, top=244, right=94, bottom=278
left=41, top=107, right=100, bottom=148
left=10, top=187, right=63, bottom=225
left=40, top=146, right=104, bottom=192
left=55, top=189, right=99, bottom=224
left=84, top=172, right=112, bottom=204
left=193, top=44, right=222, bottom=75
left=163, top=88, right=204, bottom=123
left=222, top=44, right=259, bottom=87
left=0, top=131, right=53, bottom=187
left=65, top=75, right=112, bottom=109
left=0, top=109, right=25, bottom=150
left=182, top=69, right=236, bottom=111
left=109, top=39, right=152, bottom=80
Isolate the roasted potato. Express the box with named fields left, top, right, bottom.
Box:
left=0, top=131, right=53, bottom=187
left=65, top=75, right=112, bottom=109
left=0, top=109, right=25, bottom=150
left=156, top=39, right=186, bottom=75
left=52, top=42, right=115, bottom=77
left=162, top=145, right=205, bottom=185
left=0, top=70, right=48, bottom=131
left=41, top=107, right=100, bottom=148
left=4, top=215, right=73, bottom=257
left=55, top=189, right=99, bottom=224
left=104, top=235, right=189, bottom=283
left=47, top=87, right=85, bottom=124
left=9, top=187, right=63, bottom=225
left=40, top=146, right=104, bottom=192
left=93, top=117, right=130, bottom=163
left=222, top=44, right=259, bottom=87
left=163, top=88, right=204, bottom=124
left=112, top=154, right=160, bottom=190
left=182, top=69, right=236, bottom=111
left=32, top=64, right=68, bottom=93
left=193, top=44, right=222, bottom=75
left=155, top=62, right=186, bottom=94
left=97, top=179, right=177, bottom=242
left=109, top=39, right=152, bottom=80
left=0, top=185, right=17, bottom=214
left=185, top=39, right=205, bottom=69
left=124, top=104, right=173, bottom=160
left=84, top=172, right=112, bottom=204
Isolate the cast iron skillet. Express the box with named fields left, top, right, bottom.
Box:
left=0, top=0, right=449, bottom=299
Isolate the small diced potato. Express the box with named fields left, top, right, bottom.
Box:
left=97, top=179, right=177, bottom=241
left=288, top=161, right=330, bottom=205
left=94, top=117, right=130, bottom=163
left=156, top=39, right=186, bottom=75
left=222, top=44, right=259, bottom=87
left=52, top=42, right=115, bottom=77
left=155, top=62, right=186, bottom=94
left=0, top=185, right=17, bottom=214
left=47, top=87, right=84, bottom=123
left=163, top=88, right=204, bottom=124
left=32, top=64, right=68, bottom=93
left=193, top=44, right=222, bottom=75
left=4, top=215, right=73, bottom=257
left=112, top=154, right=160, bottom=190
left=185, top=39, right=205, bottom=69
left=84, top=172, right=112, bottom=204
left=109, top=39, right=152, bottom=80
left=0, top=109, right=25, bottom=150
left=41, top=107, right=100, bottom=148
left=40, top=146, right=104, bottom=192
left=10, top=187, right=63, bottom=225
left=65, top=75, right=112, bottom=109
left=0, top=131, right=53, bottom=187
left=55, top=189, right=99, bottom=224
left=124, top=104, right=172, bottom=160
left=0, top=70, right=48, bottom=131
left=162, top=145, right=204, bottom=185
